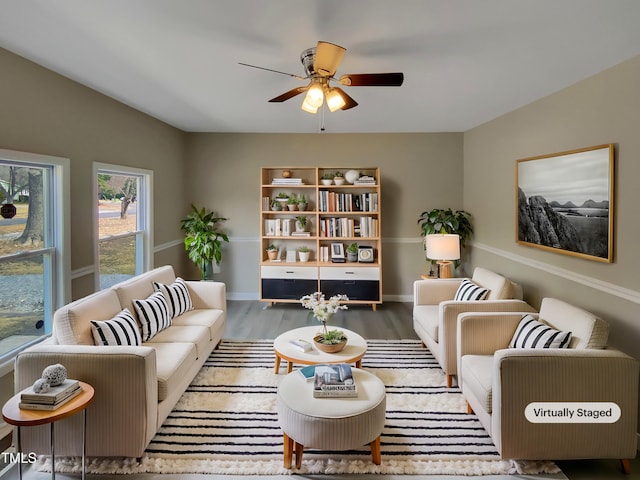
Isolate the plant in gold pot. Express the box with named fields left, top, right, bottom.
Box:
left=300, top=292, right=349, bottom=352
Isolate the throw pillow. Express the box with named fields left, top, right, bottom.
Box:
left=153, top=277, right=193, bottom=318
left=510, top=314, right=572, bottom=349
left=133, top=290, right=171, bottom=341
left=454, top=279, right=489, bottom=301
left=90, top=308, right=142, bottom=346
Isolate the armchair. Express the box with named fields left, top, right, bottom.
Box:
left=413, top=267, right=534, bottom=387
left=457, top=298, right=638, bottom=472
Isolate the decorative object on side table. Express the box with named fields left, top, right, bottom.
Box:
left=300, top=292, right=349, bottom=352
left=425, top=234, right=460, bottom=278
left=417, top=208, right=472, bottom=275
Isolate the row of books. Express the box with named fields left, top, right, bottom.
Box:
left=319, top=217, right=378, bottom=238
left=299, top=363, right=358, bottom=398
left=19, top=379, right=81, bottom=410
left=264, top=218, right=313, bottom=237
left=318, top=192, right=379, bottom=213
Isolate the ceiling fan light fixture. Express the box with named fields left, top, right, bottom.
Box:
left=304, top=83, right=324, bottom=108
left=301, top=98, right=319, bottom=114
left=326, top=88, right=346, bottom=112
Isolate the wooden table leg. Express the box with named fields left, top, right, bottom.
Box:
left=370, top=436, right=381, bottom=465
left=283, top=433, right=293, bottom=468
left=355, top=359, right=362, bottom=368
left=274, top=354, right=281, bottom=374
left=295, top=442, right=304, bottom=469
left=286, top=361, right=293, bottom=374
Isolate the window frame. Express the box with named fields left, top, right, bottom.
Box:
left=93, top=163, right=153, bottom=291
left=0, top=149, right=70, bottom=363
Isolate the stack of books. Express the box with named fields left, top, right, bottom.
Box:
left=312, top=364, right=358, bottom=398
left=271, top=178, right=304, bottom=185
left=19, top=379, right=81, bottom=410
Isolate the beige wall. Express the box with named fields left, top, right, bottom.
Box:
left=184, top=132, right=464, bottom=299
left=0, top=47, right=189, bottom=298
left=463, top=54, right=640, bottom=360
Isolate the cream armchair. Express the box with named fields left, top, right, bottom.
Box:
left=457, top=298, right=639, bottom=473
left=413, top=267, right=534, bottom=387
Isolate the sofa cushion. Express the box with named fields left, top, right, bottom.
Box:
left=147, top=325, right=211, bottom=359
left=53, top=289, right=123, bottom=345
left=454, top=279, right=489, bottom=301
left=153, top=277, right=193, bottom=318
left=133, top=291, right=171, bottom=341
left=460, top=354, right=494, bottom=413
left=538, top=297, right=609, bottom=349
left=113, top=265, right=176, bottom=318
left=147, top=342, right=197, bottom=402
left=413, top=305, right=439, bottom=341
left=471, top=267, right=512, bottom=300
left=172, top=309, right=225, bottom=341
left=90, top=308, right=142, bottom=346
left=510, top=314, right=572, bottom=349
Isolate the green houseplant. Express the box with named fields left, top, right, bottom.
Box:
left=417, top=208, right=473, bottom=271
left=180, top=204, right=229, bottom=280
left=346, top=242, right=358, bottom=262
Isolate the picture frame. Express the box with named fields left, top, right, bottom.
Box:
left=330, top=243, right=345, bottom=262
left=516, top=144, right=614, bottom=263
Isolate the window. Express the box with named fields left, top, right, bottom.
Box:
left=0, top=150, right=70, bottom=361
left=94, top=164, right=152, bottom=290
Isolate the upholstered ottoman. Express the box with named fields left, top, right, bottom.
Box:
left=276, top=367, right=386, bottom=469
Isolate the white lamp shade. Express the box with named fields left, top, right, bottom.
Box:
left=426, top=234, right=460, bottom=260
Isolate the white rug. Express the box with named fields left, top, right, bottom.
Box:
left=37, top=339, right=561, bottom=475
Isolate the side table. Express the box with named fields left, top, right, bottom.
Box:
left=2, top=381, right=94, bottom=480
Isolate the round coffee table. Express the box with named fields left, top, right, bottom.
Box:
left=273, top=326, right=367, bottom=373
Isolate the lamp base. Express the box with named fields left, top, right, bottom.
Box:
left=437, top=260, right=454, bottom=279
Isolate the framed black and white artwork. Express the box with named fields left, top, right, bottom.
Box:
left=516, top=144, right=614, bottom=263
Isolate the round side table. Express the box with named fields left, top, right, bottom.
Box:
left=2, top=381, right=95, bottom=480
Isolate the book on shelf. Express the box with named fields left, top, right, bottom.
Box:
left=313, top=364, right=358, bottom=398
left=271, top=178, right=304, bottom=185
left=19, top=384, right=82, bottom=410
left=20, top=379, right=80, bottom=404
left=290, top=231, right=311, bottom=237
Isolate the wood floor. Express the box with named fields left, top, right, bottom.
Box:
left=224, top=300, right=419, bottom=341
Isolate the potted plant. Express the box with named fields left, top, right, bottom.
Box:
left=417, top=208, right=473, bottom=270
left=297, top=193, right=307, bottom=211
left=333, top=171, right=345, bottom=185
left=180, top=204, right=229, bottom=280
left=321, top=172, right=334, bottom=185
left=266, top=244, right=278, bottom=261
left=276, top=192, right=289, bottom=207
left=270, top=199, right=281, bottom=211
left=300, top=292, right=349, bottom=352
left=286, top=193, right=298, bottom=211
left=346, top=242, right=358, bottom=262
left=298, top=246, right=311, bottom=262
left=295, top=215, right=307, bottom=232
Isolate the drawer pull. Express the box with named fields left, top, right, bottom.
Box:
left=345, top=271, right=355, bottom=274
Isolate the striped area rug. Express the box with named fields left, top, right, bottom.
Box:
left=43, top=340, right=560, bottom=475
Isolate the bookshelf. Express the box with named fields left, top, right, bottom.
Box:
left=260, top=167, right=382, bottom=310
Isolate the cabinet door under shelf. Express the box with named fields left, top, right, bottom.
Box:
left=319, top=266, right=381, bottom=302
left=260, top=265, right=318, bottom=301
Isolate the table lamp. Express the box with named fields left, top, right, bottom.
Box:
left=425, top=234, right=460, bottom=278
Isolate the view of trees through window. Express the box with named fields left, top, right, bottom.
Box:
left=0, top=163, right=50, bottom=357
left=97, top=172, right=141, bottom=289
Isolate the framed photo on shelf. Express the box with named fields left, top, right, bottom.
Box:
left=331, top=243, right=346, bottom=263
left=516, top=144, right=614, bottom=263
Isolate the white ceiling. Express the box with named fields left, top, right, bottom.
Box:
left=2, top=0, right=640, bottom=134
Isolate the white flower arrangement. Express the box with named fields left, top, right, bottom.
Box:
left=300, top=291, right=349, bottom=324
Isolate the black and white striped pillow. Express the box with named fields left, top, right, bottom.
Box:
left=133, top=291, right=171, bottom=341
left=510, top=314, right=572, bottom=349
left=153, top=277, right=193, bottom=318
left=90, top=308, right=142, bottom=346
left=454, top=279, right=489, bottom=301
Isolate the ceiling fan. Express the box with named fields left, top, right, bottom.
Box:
left=239, top=41, right=404, bottom=114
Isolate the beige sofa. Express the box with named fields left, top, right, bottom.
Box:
left=457, top=298, right=638, bottom=472
left=13, top=265, right=226, bottom=458
left=413, top=267, right=535, bottom=387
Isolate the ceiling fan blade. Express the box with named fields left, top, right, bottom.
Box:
left=333, top=87, right=358, bottom=110
left=268, top=86, right=308, bottom=103
left=338, top=72, right=404, bottom=87
left=239, top=62, right=306, bottom=80
left=313, top=41, right=346, bottom=77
